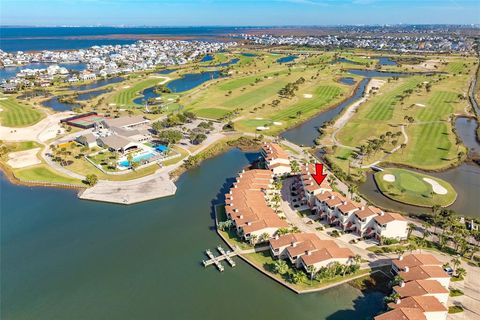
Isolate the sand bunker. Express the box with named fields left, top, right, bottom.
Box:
left=423, top=178, right=448, bottom=195
left=255, top=117, right=263, bottom=120
left=383, top=174, right=396, bottom=182
left=303, top=94, right=313, bottom=99
left=123, top=86, right=131, bottom=89
left=7, top=148, right=41, bottom=168
left=256, top=126, right=269, bottom=131
left=273, top=122, right=282, bottom=126
left=415, top=103, right=426, bottom=107
left=0, top=97, right=8, bottom=100
left=109, top=103, right=116, bottom=106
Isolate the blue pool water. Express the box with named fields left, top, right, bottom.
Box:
left=119, top=152, right=156, bottom=167
left=154, top=145, right=168, bottom=152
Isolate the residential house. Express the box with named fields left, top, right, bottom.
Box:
left=393, top=280, right=449, bottom=305
left=261, top=143, right=291, bottom=176
left=399, top=265, right=450, bottom=289
left=388, top=296, right=448, bottom=320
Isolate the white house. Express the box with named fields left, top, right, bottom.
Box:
left=393, top=280, right=449, bottom=305
left=388, top=296, right=448, bottom=320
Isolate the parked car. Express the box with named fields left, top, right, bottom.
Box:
left=444, top=266, right=454, bottom=276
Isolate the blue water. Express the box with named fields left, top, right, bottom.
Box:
left=166, top=70, right=223, bottom=93
left=241, top=53, right=257, bottom=57
left=133, top=87, right=161, bottom=105
left=119, top=152, right=156, bottom=167
left=0, top=27, right=240, bottom=52
left=347, top=69, right=409, bottom=78
left=154, top=145, right=168, bottom=152
left=339, top=77, right=356, bottom=85
left=277, top=55, right=298, bottom=64
left=69, top=77, right=124, bottom=91
left=331, top=58, right=360, bottom=65
left=378, top=57, right=397, bottom=66
left=211, top=58, right=240, bottom=68
left=76, top=89, right=110, bottom=101
left=42, top=96, right=80, bottom=112
left=157, top=69, right=176, bottom=74
left=201, top=55, right=214, bottom=62
left=0, top=63, right=87, bottom=81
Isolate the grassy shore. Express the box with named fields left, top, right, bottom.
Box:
left=374, top=168, right=457, bottom=207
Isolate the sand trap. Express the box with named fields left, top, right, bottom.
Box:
left=256, top=126, right=269, bottom=131
left=303, top=94, right=313, bottom=99
left=123, top=86, right=131, bottom=89
left=0, top=97, right=8, bottom=100
left=155, top=97, right=162, bottom=100
left=273, top=121, right=282, bottom=126
left=415, top=103, right=426, bottom=107
left=7, top=148, right=41, bottom=168
left=167, top=98, right=174, bottom=101
left=267, top=77, right=273, bottom=79
left=423, top=178, right=448, bottom=195
left=383, top=174, right=396, bottom=182
left=255, top=117, right=263, bottom=120
left=109, top=103, right=116, bottom=106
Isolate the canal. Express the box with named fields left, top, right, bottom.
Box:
left=1, top=149, right=385, bottom=319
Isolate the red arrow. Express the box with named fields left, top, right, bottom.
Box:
left=311, top=163, right=327, bottom=185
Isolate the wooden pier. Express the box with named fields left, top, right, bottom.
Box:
left=202, top=246, right=237, bottom=271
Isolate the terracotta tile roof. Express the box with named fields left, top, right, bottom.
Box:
left=374, top=211, right=406, bottom=224
left=324, top=193, right=345, bottom=208
left=354, top=206, right=378, bottom=219
left=286, top=238, right=339, bottom=258
left=315, top=191, right=333, bottom=202
left=337, top=201, right=359, bottom=214
left=388, top=296, right=447, bottom=313
left=269, top=233, right=319, bottom=249
left=225, top=169, right=287, bottom=234
left=394, top=280, right=449, bottom=297
left=262, top=143, right=289, bottom=160
left=300, top=247, right=354, bottom=266
left=393, top=254, right=443, bottom=270
left=374, top=308, right=427, bottom=320
left=399, top=265, right=449, bottom=282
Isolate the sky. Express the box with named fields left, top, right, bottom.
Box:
left=1, top=0, right=479, bottom=26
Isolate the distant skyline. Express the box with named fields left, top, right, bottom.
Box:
left=1, top=0, right=480, bottom=26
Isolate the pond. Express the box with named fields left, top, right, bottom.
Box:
left=166, top=70, right=223, bottom=93
left=241, top=53, right=257, bottom=57
left=42, top=96, right=80, bottom=111
left=456, top=117, right=480, bottom=156
left=277, top=55, right=298, bottom=64
left=377, top=57, right=397, bottom=66
left=76, top=89, right=111, bottom=101
left=201, top=54, right=214, bottom=62
left=338, top=77, right=356, bottom=85
left=68, top=77, right=124, bottom=91
left=157, top=69, right=176, bottom=74
left=331, top=58, right=360, bottom=65
left=133, top=86, right=161, bottom=105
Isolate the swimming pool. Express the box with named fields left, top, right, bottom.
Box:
left=118, top=152, right=156, bottom=167
left=154, top=145, right=168, bottom=152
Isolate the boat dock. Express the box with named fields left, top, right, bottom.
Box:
left=202, top=246, right=237, bottom=271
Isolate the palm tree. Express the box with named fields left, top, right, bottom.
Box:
left=259, top=232, right=270, bottom=243
left=291, top=271, right=307, bottom=284
left=455, top=267, right=467, bottom=280
left=348, top=184, right=358, bottom=199
left=407, top=223, right=416, bottom=239
left=422, top=222, right=432, bottom=240
left=273, top=259, right=289, bottom=275
left=451, top=257, right=461, bottom=273
left=249, top=234, right=258, bottom=245
left=407, top=243, right=417, bottom=253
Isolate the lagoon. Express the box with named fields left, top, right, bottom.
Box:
left=166, top=70, right=223, bottom=93
left=0, top=149, right=385, bottom=320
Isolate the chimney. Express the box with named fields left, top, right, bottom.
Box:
left=292, top=242, right=297, bottom=247
left=404, top=266, right=409, bottom=273
left=400, top=280, right=405, bottom=287
left=274, top=235, right=279, bottom=240
left=247, top=222, right=252, bottom=226
left=399, top=255, right=404, bottom=261
left=239, top=214, right=243, bottom=219
left=395, top=298, right=401, bottom=305
left=361, top=206, right=365, bottom=210
left=379, top=211, right=385, bottom=216
left=306, top=250, right=312, bottom=255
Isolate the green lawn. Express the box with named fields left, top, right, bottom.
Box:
left=374, top=168, right=457, bottom=207
left=0, top=96, right=44, bottom=127
left=112, top=78, right=166, bottom=107
left=365, top=77, right=422, bottom=121
left=13, top=164, right=84, bottom=185
left=417, top=91, right=457, bottom=122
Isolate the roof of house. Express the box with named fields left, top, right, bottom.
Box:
left=337, top=201, right=359, bottom=214
left=262, top=143, right=289, bottom=161
left=78, top=133, right=97, bottom=143
left=99, top=135, right=132, bottom=150
left=225, top=169, right=288, bottom=234
left=354, top=206, right=378, bottom=219
left=388, top=296, right=447, bottom=313
left=374, top=308, right=427, bottom=320
left=399, top=265, right=449, bottom=282
left=300, top=247, right=354, bottom=266
left=105, top=115, right=149, bottom=128
left=374, top=211, right=406, bottom=225
left=394, top=280, right=449, bottom=298
left=301, top=163, right=331, bottom=191
left=392, top=254, right=443, bottom=270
